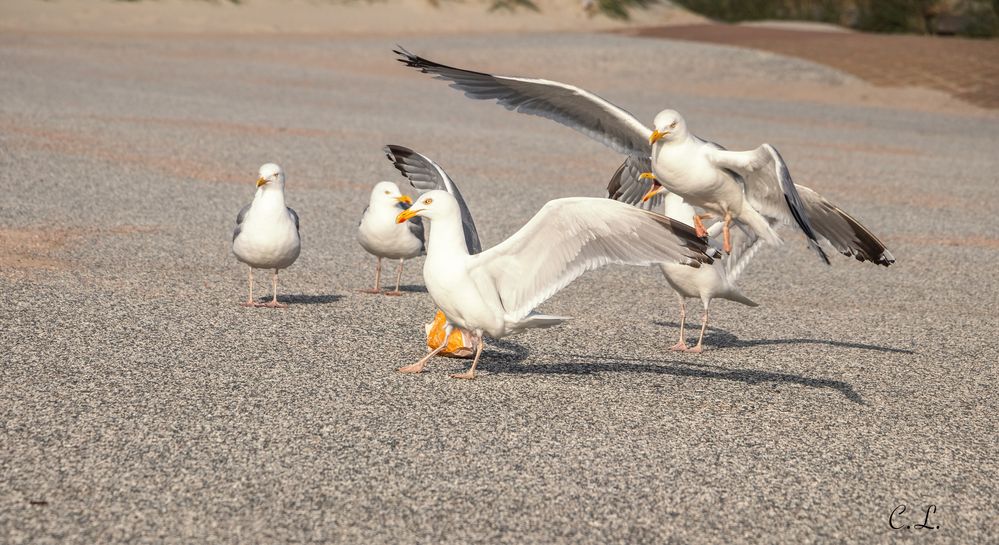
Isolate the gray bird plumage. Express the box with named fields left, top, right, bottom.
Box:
left=384, top=144, right=481, bottom=254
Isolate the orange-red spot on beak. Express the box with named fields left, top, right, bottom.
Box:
left=642, top=182, right=665, bottom=203
left=396, top=209, right=419, bottom=224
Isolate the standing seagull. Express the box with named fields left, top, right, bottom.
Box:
left=232, top=163, right=301, bottom=308
left=395, top=48, right=894, bottom=266
left=657, top=193, right=762, bottom=353
left=357, top=181, right=425, bottom=296
left=393, top=190, right=716, bottom=380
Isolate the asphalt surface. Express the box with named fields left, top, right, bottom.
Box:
left=1, top=31, right=997, bottom=544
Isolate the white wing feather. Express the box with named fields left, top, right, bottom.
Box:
left=396, top=47, right=653, bottom=157
left=466, top=198, right=713, bottom=323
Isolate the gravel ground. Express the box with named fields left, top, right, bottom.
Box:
left=1, top=31, right=997, bottom=544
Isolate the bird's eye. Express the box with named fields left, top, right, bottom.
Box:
left=384, top=190, right=390, bottom=195
left=669, top=121, right=677, bottom=129
left=424, top=198, right=433, bottom=205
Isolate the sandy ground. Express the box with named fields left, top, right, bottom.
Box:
left=0, top=0, right=705, bottom=35
left=1, top=5, right=998, bottom=545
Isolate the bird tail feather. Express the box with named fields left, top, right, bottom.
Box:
left=508, top=313, right=571, bottom=334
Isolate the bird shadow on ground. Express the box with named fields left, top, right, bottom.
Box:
left=392, top=284, right=428, bottom=293
left=479, top=339, right=866, bottom=405
left=279, top=294, right=343, bottom=305
left=652, top=320, right=914, bottom=355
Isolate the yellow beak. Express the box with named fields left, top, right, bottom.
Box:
left=396, top=208, right=420, bottom=224
left=256, top=177, right=268, bottom=188
left=641, top=182, right=665, bottom=203
left=649, top=130, right=667, bottom=145
left=396, top=195, right=413, bottom=205
left=638, top=172, right=656, bottom=180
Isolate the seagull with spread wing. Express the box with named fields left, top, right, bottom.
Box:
left=393, top=191, right=716, bottom=380
left=395, top=47, right=894, bottom=267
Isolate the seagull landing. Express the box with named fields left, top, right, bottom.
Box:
left=396, top=47, right=894, bottom=267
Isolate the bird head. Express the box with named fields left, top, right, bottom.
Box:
left=648, top=109, right=686, bottom=145
left=370, top=181, right=413, bottom=208
left=256, top=163, right=285, bottom=189
left=396, top=190, right=455, bottom=223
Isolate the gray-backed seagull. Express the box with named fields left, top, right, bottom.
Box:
left=395, top=47, right=895, bottom=267
left=357, top=181, right=425, bottom=296
left=393, top=190, right=716, bottom=380
left=232, top=163, right=301, bottom=308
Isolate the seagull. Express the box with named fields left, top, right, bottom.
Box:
left=232, top=163, right=301, bottom=308
left=609, top=156, right=895, bottom=266
left=658, top=193, right=763, bottom=353
left=384, top=145, right=483, bottom=360
left=357, top=181, right=425, bottom=296
left=608, top=156, right=762, bottom=353
left=607, top=155, right=895, bottom=351
left=395, top=47, right=894, bottom=266
left=393, top=190, right=716, bottom=379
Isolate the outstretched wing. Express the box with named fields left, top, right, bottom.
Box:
left=794, top=185, right=894, bottom=266
left=384, top=144, right=481, bottom=254
left=467, top=198, right=714, bottom=323
left=395, top=47, right=653, bottom=157
left=606, top=156, right=665, bottom=212
left=705, top=143, right=830, bottom=264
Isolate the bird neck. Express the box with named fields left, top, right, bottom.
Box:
left=426, top=214, right=469, bottom=259
left=254, top=186, right=286, bottom=209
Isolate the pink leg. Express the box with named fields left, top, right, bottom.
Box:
left=451, top=335, right=484, bottom=380
left=688, top=305, right=709, bottom=354
left=240, top=267, right=261, bottom=307
left=399, top=324, right=452, bottom=374
left=693, top=214, right=708, bottom=238
left=722, top=211, right=732, bottom=254
left=385, top=259, right=405, bottom=296
left=360, top=257, right=382, bottom=294
left=263, top=269, right=288, bottom=308
left=670, top=295, right=688, bottom=351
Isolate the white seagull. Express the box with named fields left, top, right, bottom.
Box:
left=658, top=193, right=762, bottom=353
left=357, top=181, right=425, bottom=296
left=232, top=163, right=301, bottom=308
left=395, top=47, right=895, bottom=266
left=609, top=157, right=763, bottom=353
left=607, top=156, right=895, bottom=351
left=393, top=190, right=716, bottom=380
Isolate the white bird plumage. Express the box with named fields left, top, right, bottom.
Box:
left=357, top=181, right=425, bottom=296
left=395, top=190, right=716, bottom=379
left=658, top=193, right=762, bottom=353
left=232, top=163, right=301, bottom=308
left=396, top=48, right=895, bottom=267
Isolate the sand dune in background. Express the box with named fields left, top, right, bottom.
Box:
left=0, top=0, right=704, bottom=35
